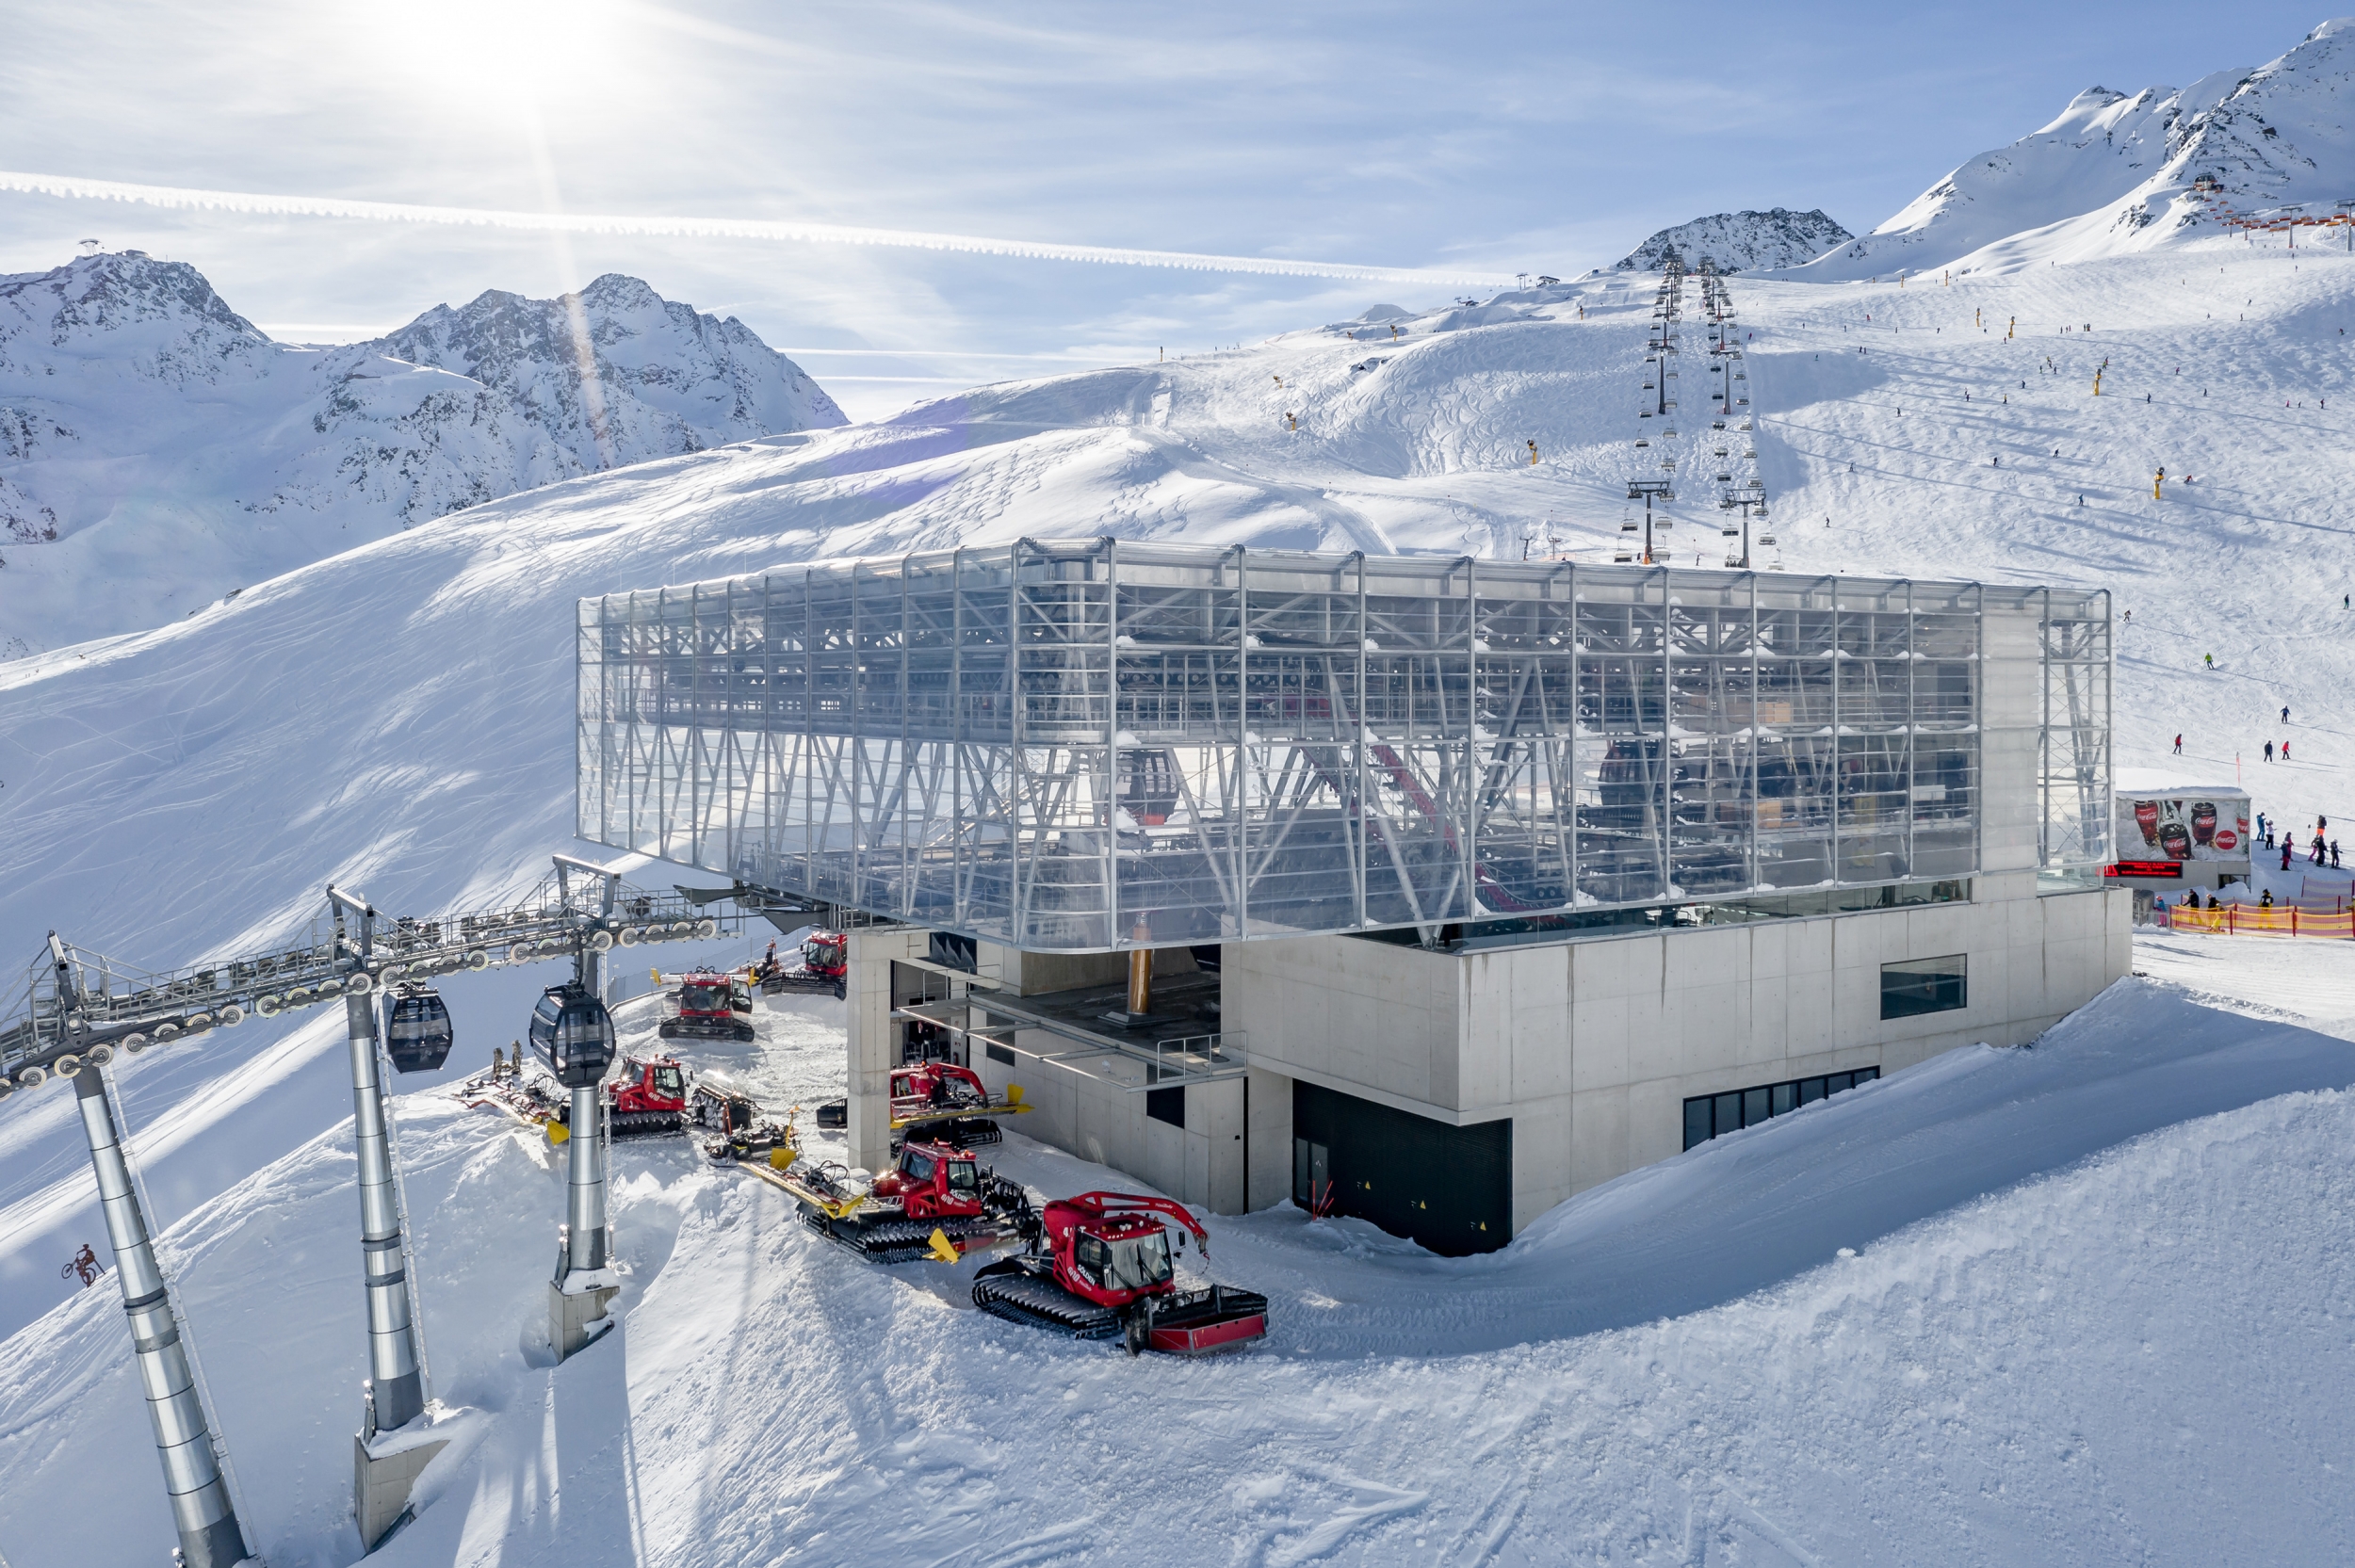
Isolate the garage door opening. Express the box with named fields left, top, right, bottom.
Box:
left=1291, top=1081, right=1510, bottom=1255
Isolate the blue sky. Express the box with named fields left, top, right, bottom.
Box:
left=0, top=1, right=2338, bottom=418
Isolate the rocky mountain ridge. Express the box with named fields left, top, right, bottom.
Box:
left=0, top=255, right=843, bottom=655
left=1800, top=16, right=2355, bottom=277
left=1614, top=208, right=1853, bottom=273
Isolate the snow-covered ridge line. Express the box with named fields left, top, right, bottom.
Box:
left=0, top=253, right=846, bottom=655
left=0, top=170, right=1520, bottom=288
left=1795, top=15, right=2355, bottom=277
left=1616, top=208, right=1852, bottom=274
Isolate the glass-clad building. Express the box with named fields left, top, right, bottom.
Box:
left=577, top=540, right=2111, bottom=950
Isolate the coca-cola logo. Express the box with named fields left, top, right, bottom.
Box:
left=2216, top=830, right=2238, bottom=851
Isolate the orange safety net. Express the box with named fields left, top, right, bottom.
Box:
left=2159, top=904, right=2355, bottom=938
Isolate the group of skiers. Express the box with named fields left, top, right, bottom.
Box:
left=2251, top=809, right=2339, bottom=868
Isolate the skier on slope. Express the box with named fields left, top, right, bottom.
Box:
left=2266, top=740, right=2275, bottom=763
left=2282, top=705, right=2290, bottom=723
left=2173, top=733, right=2184, bottom=753
left=2283, top=740, right=2292, bottom=762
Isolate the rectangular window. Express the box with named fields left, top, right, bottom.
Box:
left=1146, top=1086, right=1185, bottom=1128
left=1880, top=954, right=1968, bottom=1019
left=983, top=1041, right=1015, bottom=1066
left=1682, top=1066, right=1880, bottom=1150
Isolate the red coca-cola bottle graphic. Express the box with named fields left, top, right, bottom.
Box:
left=2135, top=800, right=2160, bottom=846
left=2160, top=820, right=2193, bottom=860
left=2191, top=801, right=2217, bottom=846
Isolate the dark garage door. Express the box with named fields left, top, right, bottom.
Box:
left=1291, top=1081, right=1511, bottom=1256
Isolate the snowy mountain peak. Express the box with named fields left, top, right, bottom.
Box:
left=1616, top=209, right=1853, bottom=274
left=1802, top=16, right=2355, bottom=278
left=0, top=252, right=271, bottom=382
left=0, top=261, right=846, bottom=655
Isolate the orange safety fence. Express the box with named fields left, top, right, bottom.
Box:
left=2154, top=903, right=2355, bottom=938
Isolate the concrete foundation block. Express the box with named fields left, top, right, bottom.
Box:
left=549, top=1276, right=620, bottom=1360
left=355, top=1430, right=449, bottom=1551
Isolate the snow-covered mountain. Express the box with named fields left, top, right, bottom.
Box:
left=0, top=256, right=844, bottom=656
left=1615, top=208, right=1852, bottom=273
left=1800, top=16, right=2355, bottom=278
left=9, top=232, right=2355, bottom=1564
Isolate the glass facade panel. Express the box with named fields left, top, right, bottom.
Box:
left=577, top=542, right=2108, bottom=950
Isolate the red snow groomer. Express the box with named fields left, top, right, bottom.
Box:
left=887, top=1059, right=1030, bottom=1148
left=778, top=1138, right=1033, bottom=1264
left=658, top=967, right=756, bottom=1043
left=758, top=930, right=848, bottom=999
left=971, top=1192, right=1269, bottom=1356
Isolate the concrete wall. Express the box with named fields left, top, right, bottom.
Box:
left=1224, top=881, right=2130, bottom=1236
left=968, top=1030, right=1249, bottom=1212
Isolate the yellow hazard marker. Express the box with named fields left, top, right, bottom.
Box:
left=546, top=1120, right=569, bottom=1146
left=926, top=1228, right=960, bottom=1264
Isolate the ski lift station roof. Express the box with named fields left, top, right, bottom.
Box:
left=577, top=539, right=2112, bottom=953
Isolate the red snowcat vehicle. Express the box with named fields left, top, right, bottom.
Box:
left=889, top=1059, right=1029, bottom=1146
left=812, top=1059, right=1032, bottom=1146
left=543, top=1053, right=786, bottom=1145
left=758, top=930, right=848, bottom=999
left=658, top=967, right=756, bottom=1043
left=778, top=1138, right=1033, bottom=1265
left=972, top=1191, right=1269, bottom=1356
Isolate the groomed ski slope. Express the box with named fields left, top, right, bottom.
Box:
left=0, top=954, right=2350, bottom=1567
left=6, top=241, right=2355, bottom=1562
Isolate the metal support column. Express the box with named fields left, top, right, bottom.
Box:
left=75, top=1068, right=250, bottom=1568
left=346, top=988, right=426, bottom=1435
left=331, top=885, right=449, bottom=1551
left=550, top=935, right=617, bottom=1359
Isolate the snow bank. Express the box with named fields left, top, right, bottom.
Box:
left=2, top=976, right=2349, bottom=1565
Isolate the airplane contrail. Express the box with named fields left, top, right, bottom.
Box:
left=0, top=170, right=1519, bottom=288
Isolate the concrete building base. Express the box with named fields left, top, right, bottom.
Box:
left=355, top=1429, right=449, bottom=1551
left=548, top=1273, right=619, bottom=1360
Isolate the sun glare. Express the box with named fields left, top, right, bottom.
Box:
left=345, top=0, right=636, bottom=113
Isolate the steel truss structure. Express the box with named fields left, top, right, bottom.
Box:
left=578, top=540, right=2111, bottom=952
left=1, top=868, right=737, bottom=1092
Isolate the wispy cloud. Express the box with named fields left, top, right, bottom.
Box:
left=0, top=170, right=1517, bottom=287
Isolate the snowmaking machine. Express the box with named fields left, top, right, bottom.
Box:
left=972, top=1192, right=1269, bottom=1356
left=656, top=966, right=756, bottom=1043
left=757, top=929, right=848, bottom=999
left=774, top=1138, right=1034, bottom=1265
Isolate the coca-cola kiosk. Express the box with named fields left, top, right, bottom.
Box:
left=2109, top=772, right=2252, bottom=904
